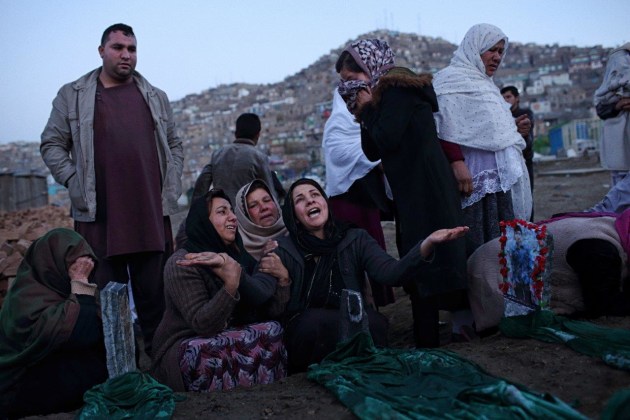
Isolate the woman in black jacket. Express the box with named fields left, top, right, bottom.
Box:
left=275, top=178, right=467, bottom=372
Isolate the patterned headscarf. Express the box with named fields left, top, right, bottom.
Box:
left=337, top=39, right=395, bottom=113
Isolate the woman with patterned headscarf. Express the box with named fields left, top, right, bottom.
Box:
left=336, top=39, right=469, bottom=348
left=433, top=23, right=532, bottom=253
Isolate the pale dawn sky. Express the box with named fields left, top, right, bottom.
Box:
left=1, top=0, right=627, bottom=143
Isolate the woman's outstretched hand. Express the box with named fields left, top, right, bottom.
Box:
left=420, top=226, right=469, bottom=258
left=177, top=252, right=224, bottom=267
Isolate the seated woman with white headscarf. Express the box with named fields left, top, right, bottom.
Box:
left=234, top=179, right=288, bottom=261
left=433, top=23, right=532, bottom=254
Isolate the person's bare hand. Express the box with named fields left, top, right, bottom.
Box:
left=420, top=226, right=470, bottom=258
left=177, top=252, right=224, bottom=267
left=355, top=88, right=372, bottom=110
left=261, top=239, right=279, bottom=256
left=516, top=114, right=531, bottom=137
left=211, top=254, right=241, bottom=296
left=615, top=97, right=630, bottom=112
left=177, top=252, right=240, bottom=296
left=68, top=256, right=95, bottom=282
left=451, top=160, right=473, bottom=196
left=259, top=253, right=290, bottom=286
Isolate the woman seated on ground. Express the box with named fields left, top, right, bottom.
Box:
left=234, top=179, right=288, bottom=260
left=151, top=189, right=290, bottom=392
left=0, top=228, right=108, bottom=418
left=467, top=209, right=630, bottom=332
left=274, top=178, right=469, bottom=372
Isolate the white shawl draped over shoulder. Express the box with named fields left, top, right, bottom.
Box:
left=323, top=90, right=380, bottom=197
left=433, top=24, right=530, bottom=219
left=594, top=43, right=630, bottom=171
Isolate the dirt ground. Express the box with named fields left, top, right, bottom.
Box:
left=26, top=155, right=630, bottom=419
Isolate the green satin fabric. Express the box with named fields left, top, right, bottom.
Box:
left=500, top=310, right=630, bottom=370
left=78, top=371, right=185, bottom=419
left=308, top=333, right=585, bottom=419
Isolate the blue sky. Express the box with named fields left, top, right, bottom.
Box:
left=1, top=0, right=628, bottom=143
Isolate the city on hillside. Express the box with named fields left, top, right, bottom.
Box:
left=0, top=29, right=615, bottom=211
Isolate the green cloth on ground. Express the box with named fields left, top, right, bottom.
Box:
left=602, top=388, right=630, bottom=420
left=499, top=310, right=630, bottom=370
left=78, top=371, right=185, bottom=419
left=307, top=333, right=586, bottom=419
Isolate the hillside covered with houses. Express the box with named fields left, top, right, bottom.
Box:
left=171, top=29, right=613, bottom=192
left=0, top=29, right=616, bottom=209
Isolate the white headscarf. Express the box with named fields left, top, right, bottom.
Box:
left=234, top=179, right=288, bottom=260
left=434, top=23, right=530, bottom=216
left=323, top=90, right=380, bottom=197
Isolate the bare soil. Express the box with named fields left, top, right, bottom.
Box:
left=26, top=155, right=630, bottom=419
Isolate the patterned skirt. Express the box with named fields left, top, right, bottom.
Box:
left=179, top=321, right=287, bottom=392
left=463, top=191, right=514, bottom=255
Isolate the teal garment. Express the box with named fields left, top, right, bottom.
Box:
left=78, top=371, right=185, bottom=419
left=499, top=310, right=630, bottom=370
left=307, top=333, right=586, bottom=419
left=602, top=388, right=630, bottom=420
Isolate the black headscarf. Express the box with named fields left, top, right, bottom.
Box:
left=282, top=178, right=350, bottom=255
left=184, top=189, right=256, bottom=274
left=282, top=179, right=350, bottom=309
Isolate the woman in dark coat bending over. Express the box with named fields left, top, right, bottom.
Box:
left=275, top=178, right=468, bottom=372
left=0, top=229, right=107, bottom=418
left=336, top=39, right=470, bottom=347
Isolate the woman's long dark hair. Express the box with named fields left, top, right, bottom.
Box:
left=282, top=178, right=349, bottom=256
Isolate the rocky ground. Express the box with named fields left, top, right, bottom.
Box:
left=9, top=154, right=630, bottom=419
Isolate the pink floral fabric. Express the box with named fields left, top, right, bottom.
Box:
left=179, top=321, right=287, bottom=392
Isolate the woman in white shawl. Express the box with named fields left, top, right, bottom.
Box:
left=323, top=89, right=394, bottom=306
left=234, top=179, right=288, bottom=260
left=433, top=23, right=532, bottom=253
left=594, top=42, right=630, bottom=186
